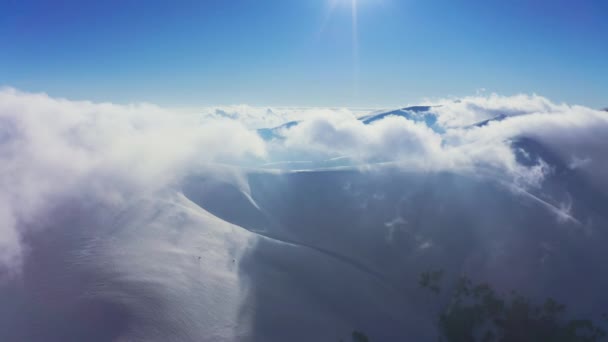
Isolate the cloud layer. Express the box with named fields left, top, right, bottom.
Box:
left=0, top=88, right=265, bottom=275
left=0, top=88, right=607, bottom=276
left=274, top=94, right=608, bottom=188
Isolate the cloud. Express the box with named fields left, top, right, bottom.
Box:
left=449, top=100, right=608, bottom=187
left=175, top=105, right=368, bottom=129
left=277, top=93, right=608, bottom=188
left=284, top=115, right=443, bottom=167
left=0, top=88, right=266, bottom=276
left=426, top=93, right=560, bottom=127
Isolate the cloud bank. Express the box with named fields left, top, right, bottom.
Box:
left=276, top=94, right=607, bottom=188
left=0, top=88, right=265, bottom=275
left=0, top=88, right=607, bottom=276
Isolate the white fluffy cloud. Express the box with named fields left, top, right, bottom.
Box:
left=284, top=115, right=443, bottom=166
left=175, top=105, right=370, bottom=129
left=430, top=93, right=562, bottom=127
left=0, top=88, right=266, bottom=275
left=275, top=94, right=608, bottom=189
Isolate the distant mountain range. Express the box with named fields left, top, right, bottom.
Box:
left=256, top=105, right=522, bottom=143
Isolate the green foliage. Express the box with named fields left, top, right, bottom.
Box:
left=344, top=272, right=605, bottom=342
left=419, top=271, right=607, bottom=342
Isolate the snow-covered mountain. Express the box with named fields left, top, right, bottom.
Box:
left=4, top=162, right=606, bottom=341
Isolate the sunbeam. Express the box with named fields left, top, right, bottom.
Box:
left=351, top=0, right=360, bottom=95
left=322, top=0, right=362, bottom=95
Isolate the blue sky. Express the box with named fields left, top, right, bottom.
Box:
left=1, top=0, right=607, bottom=108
